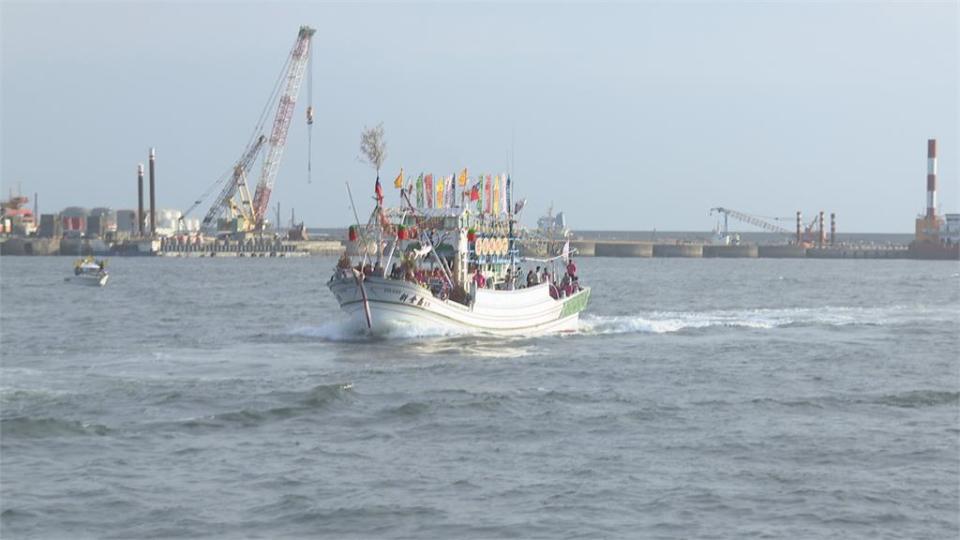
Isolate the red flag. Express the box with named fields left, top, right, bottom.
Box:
left=374, top=176, right=383, bottom=206
left=470, top=183, right=479, bottom=202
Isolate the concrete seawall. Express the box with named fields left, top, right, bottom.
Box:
left=652, top=244, right=703, bottom=258
left=595, top=241, right=652, bottom=257
left=702, top=245, right=759, bottom=258
left=757, top=245, right=807, bottom=258
left=570, top=240, right=595, bottom=257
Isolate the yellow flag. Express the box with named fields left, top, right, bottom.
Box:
left=458, top=168, right=468, bottom=186
left=437, top=178, right=445, bottom=208
left=393, top=168, right=404, bottom=189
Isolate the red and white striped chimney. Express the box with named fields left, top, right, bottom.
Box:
left=927, top=139, right=937, bottom=218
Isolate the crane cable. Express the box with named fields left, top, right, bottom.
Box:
left=306, top=45, right=315, bottom=184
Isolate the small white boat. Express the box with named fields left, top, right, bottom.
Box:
left=66, top=257, right=109, bottom=287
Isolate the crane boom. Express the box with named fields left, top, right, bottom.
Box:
left=202, top=135, right=267, bottom=229
left=251, top=25, right=316, bottom=229
left=710, top=207, right=793, bottom=235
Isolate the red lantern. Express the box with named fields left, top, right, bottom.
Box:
left=348, top=226, right=358, bottom=242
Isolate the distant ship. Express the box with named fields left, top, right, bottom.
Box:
left=519, top=204, right=572, bottom=258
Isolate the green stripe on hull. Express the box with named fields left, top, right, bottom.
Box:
left=559, top=288, right=591, bottom=319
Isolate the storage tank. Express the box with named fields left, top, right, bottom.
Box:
left=155, top=209, right=183, bottom=237
left=61, top=207, right=89, bottom=236
left=116, top=210, right=138, bottom=233
left=90, top=207, right=117, bottom=233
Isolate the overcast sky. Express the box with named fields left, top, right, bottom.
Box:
left=2, top=1, right=957, bottom=232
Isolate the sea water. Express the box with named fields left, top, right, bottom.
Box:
left=1, top=256, right=957, bottom=538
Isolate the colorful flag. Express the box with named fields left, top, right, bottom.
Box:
left=416, top=173, right=424, bottom=207
left=506, top=175, right=512, bottom=214
left=493, top=175, right=500, bottom=214
left=458, top=168, right=468, bottom=187
left=374, top=176, right=383, bottom=206
left=474, top=180, right=482, bottom=213
left=514, top=198, right=526, bottom=215
left=448, top=174, right=456, bottom=208
left=425, top=174, right=433, bottom=208
left=484, top=175, right=492, bottom=214
left=500, top=174, right=508, bottom=215
left=437, top=177, right=445, bottom=209
left=393, top=168, right=403, bottom=189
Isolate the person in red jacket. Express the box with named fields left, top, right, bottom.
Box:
left=472, top=267, right=486, bottom=288
left=566, top=257, right=577, bottom=279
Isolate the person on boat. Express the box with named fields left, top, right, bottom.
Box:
left=566, top=256, right=577, bottom=279
left=473, top=268, right=486, bottom=289
left=526, top=269, right=535, bottom=287
left=504, top=268, right=514, bottom=290
left=533, top=267, right=541, bottom=285
left=541, top=267, right=550, bottom=284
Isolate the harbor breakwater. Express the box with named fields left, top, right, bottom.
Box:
left=570, top=240, right=949, bottom=260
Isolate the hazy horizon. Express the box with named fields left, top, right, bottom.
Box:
left=2, top=1, right=957, bottom=233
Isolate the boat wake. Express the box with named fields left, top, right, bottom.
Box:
left=579, top=305, right=940, bottom=335
left=289, top=319, right=477, bottom=342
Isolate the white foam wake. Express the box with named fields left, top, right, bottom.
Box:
left=579, top=305, right=931, bottom=335
left=289, top=319, right=476, bottom=342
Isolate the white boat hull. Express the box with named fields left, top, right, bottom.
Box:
left=65, top=273, right=109, bottom=287
left=328, top=275, right=590, bottom=336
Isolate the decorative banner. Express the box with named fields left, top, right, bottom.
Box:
left=458, top=168, right=468, bottom=186
left=416, top=173, right=424, bottom=207
left=473, top=180, right=482, bottom=213
left=493, top=175, right=500, bottom=215
left=447, top=175, right=455, bottom=208
left=425, top=174, right=433, bottom=208
left=436, top=177, right=445, bottom=209
left=485, top=175, right=492, bottom=214
left=393, top=168, right=403, bottom=189
left=506, top=175, right=512, bottom=215
left=500, top=174, right=508, bottom=215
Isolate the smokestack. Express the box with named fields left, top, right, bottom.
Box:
left=149, top=148, right=156, bottom=236
left=137, top=163, right=145, bottom=236
left=830, top=213, right=836, bottom=246
left=796, top=211, right=802, bottom=245
left=818, top=211, right=825, bottom=247
left=927, top=139, right=937, bottom=219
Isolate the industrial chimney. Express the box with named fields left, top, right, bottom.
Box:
left=830, top=213, right=836, bottom=246
left=927, top=139, right=937, bottom=219
left=149, top=148, right=156, bottom=236
left=796, top=211, right=802, bottom=245
left=137, top=163, right=145, bottom=237
left=818, top=211, right=825, bottom=247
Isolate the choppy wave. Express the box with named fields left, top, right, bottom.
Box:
left=579, top=305, right=941, bottom=335
left=1, top=416, right=111, bottom=438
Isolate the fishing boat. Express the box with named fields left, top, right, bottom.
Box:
left=66, top=257, right=109, bottom=287
left=327, top=173, right=590, bottom=336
